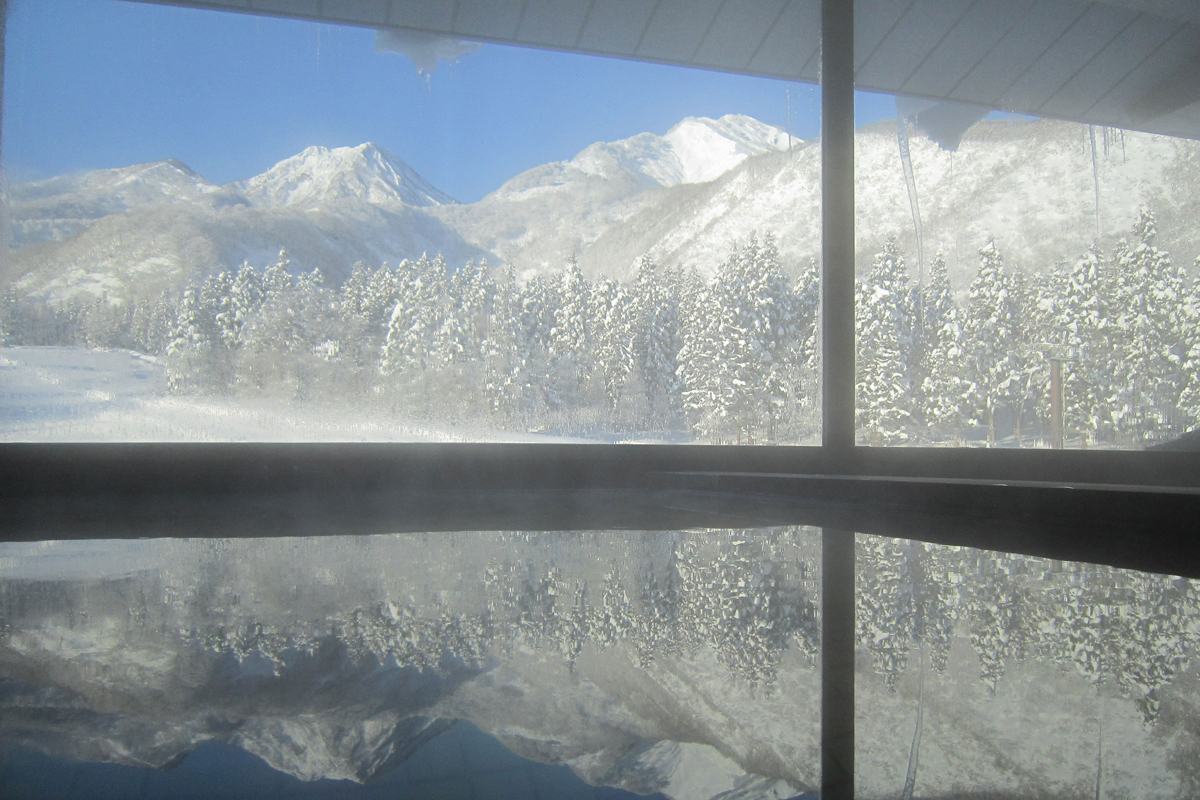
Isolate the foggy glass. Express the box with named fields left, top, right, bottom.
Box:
left=0, top=528, right=823, bottom=796
left=853, top=98, right=1200, bottom=450
left=854, top=535, right=1200, bottom=798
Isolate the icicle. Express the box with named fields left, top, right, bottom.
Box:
left=786, top=87, right=793, bottom=153
left=897, top=115, right=925, bottom=333
left=1089, top=125, right=1101, bottom=238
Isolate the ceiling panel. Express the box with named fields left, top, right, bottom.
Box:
left=856, top=0, right=972, bottom=91
left=251, top=0, right=318, bottom=14
left=854, top=0, right=914, bottom=72
left=578, top=0, right=659, bottom=52
left=451, top=0, right=525, bottom=40
left=999, top=3, right=1137, bottom=113
left=386, top=0, right=456, bottom=31
left=1094, top=24, right=1200, bottom=133
left=320, top=0, right=390, bottom=25
left=1041, top=12, right=1177, bottom=119
left=517, top=0, right=591, bottom=47
left=693, top=0, right=788, bottom=71
left=633, top=0, right=721, bottom=62
left=949, top=0, right=1089, bottom=108
left=899, top=0, right=1036, bottom=98
left=747, top=0, right=821, bottom=79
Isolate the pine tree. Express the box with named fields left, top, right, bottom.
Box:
left=856, top=237, right=914, bottom=443
left=918, top=254, right=968, bottom=438
left=164, top=285, right=220, bottom=391
left=1110, top=211, right=1192, bottom=442
left=589, top=277, right=632, bottom=413
left=1049, top=246, right=1114, bottom=443
left=548, top=256, right=591, bottom=411
left=229, top=263, right=264, bottom=350
left=628, top=256, right=685, bottom=428
left=381, top=253, right=447, bottom=378
left=482, top=264, right=528, bottom=418
left=962, top=239, right=1020, bottom=445
left=678, top=236, right=799, bottom=443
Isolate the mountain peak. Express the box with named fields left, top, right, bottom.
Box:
left=569, top=114, right=792, bottom=189
left=235, top=143, right=456, bottom=209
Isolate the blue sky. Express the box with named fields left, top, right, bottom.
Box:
left=4, top=0, right=897, bottom=203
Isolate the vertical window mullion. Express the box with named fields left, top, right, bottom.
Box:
left=821, top=0, right=856, bottom=797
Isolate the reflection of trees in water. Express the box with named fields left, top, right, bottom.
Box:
left=330, top=531, right=823, bottom=686
left=12, top=529, right=1194, bottom=710
left=857, top=536, right=1200, bottom=723
left=166, top=530, right=822, bottom=686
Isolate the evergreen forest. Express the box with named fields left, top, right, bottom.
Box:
left=4, top=210, right=1198, bottom=446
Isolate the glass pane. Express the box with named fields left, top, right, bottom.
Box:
left=0, top=527, right=822, bottom=797
left=855, top=534, right=1200, bottom=798
left=2, top=0, right=822, bottom=445
left=853, top=95, right=1200, bottom=449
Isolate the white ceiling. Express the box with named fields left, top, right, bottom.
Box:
left=127, top=0, right=1200, bottom=139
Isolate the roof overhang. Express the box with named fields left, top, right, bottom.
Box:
left=125, top=0, right=1200, bottom=139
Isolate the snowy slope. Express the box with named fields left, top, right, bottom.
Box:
left=233, top=142, right=456, bottom=209
left=6, top=144, right=480, bottom=300
left=0, top=346, right=594, bottom=442
left=572, top=114, right=794, bottom=187
left=7, top=198, right=491, bottom=301
left=579, top=118, right=1200, bottom=284
left=7, top=159, right=246, bottom=248
left=428, top=114, right=792, bottom=273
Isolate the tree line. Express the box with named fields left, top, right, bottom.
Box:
left=3, top=210, right=1197, bottom=445
left=866, top=210, right=1200, bottom=447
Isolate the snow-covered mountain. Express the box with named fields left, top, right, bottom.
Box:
left=233, top=142, right=456, bottom=209
left=7, top=114, right=1200, bottom=301
left=576, top=118, right=1200, bottom=285
left=572, top=114, right=794, bottom=188
left=7, top=159, right=246, bottom=248
left=4, top=144, right=479, bottom=298
left=427, top=114, right=793, bottom=273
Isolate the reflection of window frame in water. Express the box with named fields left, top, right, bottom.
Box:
left=4, top=3, right=1200, bottom=800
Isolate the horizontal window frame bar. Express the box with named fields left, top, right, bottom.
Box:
left=4, top=442, right=1199, bottom=577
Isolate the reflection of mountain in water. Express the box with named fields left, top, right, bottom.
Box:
left=1, top=529, right=1199, bottom=799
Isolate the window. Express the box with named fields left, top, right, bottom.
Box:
left=3, top=2, right=1199, bottom=800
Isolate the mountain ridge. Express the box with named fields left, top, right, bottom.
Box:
left=7, top=114, right=1200, bottom=301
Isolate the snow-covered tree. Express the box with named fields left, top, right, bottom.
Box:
left=962, top=239, right=1021, bottom=445
left=548, top=256, right=591, bottom=410
left=589, top=277, right=632, bottom=413
left=856, top=238, right=914, bottom=443
left=1178, top=258, right=1200, bottom=428
left=381, top=253, right=448, bottom=379
left=1110, top=211, right=1193, bottom=442
left=482, top=265, right=527, bottom=417
left=918, top=254, right=968, bottom=437
left=164, top=286, right=222, bottom=391
left=627, top=255, right=685, bottom=427
left=1044, top=246, right=1115, bottom=443
left=679, top=235, right=799, bottom=443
